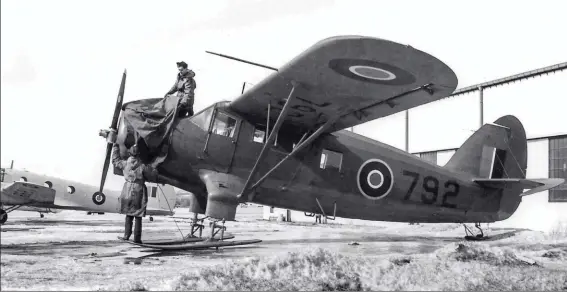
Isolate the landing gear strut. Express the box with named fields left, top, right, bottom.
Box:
left=209, top=219, right=226, bottom=249
left=0, top=205, right=23, bottom=225
left=463, top=223, right=488, bottom=240
left=186, top=214, right=205, bottom=239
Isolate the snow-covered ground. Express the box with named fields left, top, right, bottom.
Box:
left=1, top=207, right=566, bottom=291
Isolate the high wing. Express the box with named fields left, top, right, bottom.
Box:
left=229, top=36, right=458, bottom=133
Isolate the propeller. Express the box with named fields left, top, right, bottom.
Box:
left=98, top=69, right=127, bottom=193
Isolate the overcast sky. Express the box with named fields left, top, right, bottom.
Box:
left=2, top=0, right=566, bottom=191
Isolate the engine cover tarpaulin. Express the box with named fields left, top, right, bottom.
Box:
left=121, top=95, right=180, bottom=165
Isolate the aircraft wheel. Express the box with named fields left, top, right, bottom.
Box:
left=149, top=216, right=154, bottom=222
left=40, top=213, right=45, bottom=218
left=0, top=210, right=7, bottom=224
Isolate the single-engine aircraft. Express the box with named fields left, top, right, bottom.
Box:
left=0, top=167, right=177, bottom=224
left=98, top=36, right=564, bottom=248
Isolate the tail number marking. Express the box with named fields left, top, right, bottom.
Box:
left=402, top=170, right=459, bottom=208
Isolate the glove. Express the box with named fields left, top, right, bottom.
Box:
left=107, top=129, right=117, bottom=144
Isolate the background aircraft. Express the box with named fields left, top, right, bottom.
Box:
left=98, top=36, right=564, bottom=244
left=0, top=166, right=177, bottom=224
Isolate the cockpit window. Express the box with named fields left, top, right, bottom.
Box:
left=253, top=127, right=266, bottom=143
left=189, top=106, right=214, bottom=131
left=212, top=112, right=237, bottom=138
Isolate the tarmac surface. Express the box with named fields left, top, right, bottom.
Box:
left=1, top=206, right=565, bottom=290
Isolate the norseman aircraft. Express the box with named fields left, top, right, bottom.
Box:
left=98, top=36, right=564, bottom=250
left=0, top=166, right=177, bottom=224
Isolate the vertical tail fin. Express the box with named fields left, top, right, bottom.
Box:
left=445, top=115, right=527, bottom=180
left=445, top=115, right=527, bottom=221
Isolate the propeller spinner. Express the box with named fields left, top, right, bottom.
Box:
left=98, top=70, right=127, bottom=193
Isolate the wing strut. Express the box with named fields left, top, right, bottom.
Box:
left=4, top=205, right=23, bottom=213
left=238, top=81, right=299, bottom=200
left=245, top=118, right=336, bottom=201
left=237, top=81, right=338, bottom=202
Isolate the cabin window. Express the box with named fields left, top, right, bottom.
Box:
left=253, top=127, right=266, bottom=143
left=150, top=186, right=157, bottom=198
left=67, top=186, right=75, bottom=194
left=44, top=181, right=53, bottom=188
left=189, top=106, right=214, bottom=131
left=212, top=112, right=237, bottom=138
left=320, top=149, right=343, bottom=171
left=19, top=177, right=27, bottom=182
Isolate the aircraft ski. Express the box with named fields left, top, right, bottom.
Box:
left=119, top=233, right=236, bottom=245
left=118, top=236, right=261, bottom=251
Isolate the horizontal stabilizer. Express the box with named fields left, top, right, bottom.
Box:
left=473, top=178, right=565, bottom=196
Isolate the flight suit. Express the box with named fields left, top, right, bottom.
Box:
left=166, top=70, right=196, bottom=117
left=111, top=144, right=157, bottom=243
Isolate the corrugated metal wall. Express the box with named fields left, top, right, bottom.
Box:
left=549, top=136, right=567, bottom=202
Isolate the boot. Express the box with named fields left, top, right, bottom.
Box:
left=122, top=215, right=134, bottom=240
left=133, top=216, right=142, bottom=243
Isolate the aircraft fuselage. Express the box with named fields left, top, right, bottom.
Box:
left=151, top=103, right=520, bottom=223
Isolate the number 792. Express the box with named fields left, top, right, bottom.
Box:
left=402, top=170, right=459, bottom=209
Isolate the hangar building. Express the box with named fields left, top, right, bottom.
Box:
left=264, top=62, right=567, bottom=233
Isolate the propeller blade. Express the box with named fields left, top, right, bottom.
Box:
left=110, top=69, right=127, bottom=130
left=99, top=69, right=127, bottom=193
left=99, top=143, right=113, bottom=193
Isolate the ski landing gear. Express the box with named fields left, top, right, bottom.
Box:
left=463, top=222, right=489, bottom=241
left=119, top=215, right=261, bottom=251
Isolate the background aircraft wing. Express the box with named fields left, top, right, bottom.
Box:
left=229, top=36, right=458, bottom=133
left=1, top=181, right=56, bottom=205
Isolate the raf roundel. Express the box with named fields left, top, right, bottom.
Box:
left=357, top=159, right=394, bottom=200
left=348, top=65, right=396, bottom=81
left=329, top=58, right=416, bottom=86
left=92, top=192, right=106, bottom=205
